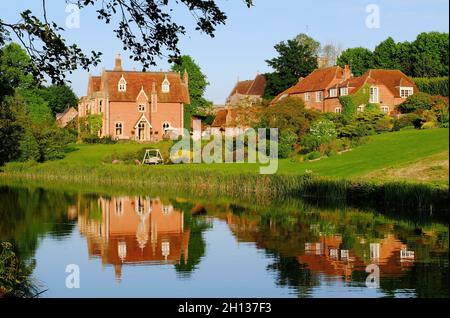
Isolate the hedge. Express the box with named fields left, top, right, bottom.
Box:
left=413, top=77, right=449, bottom=97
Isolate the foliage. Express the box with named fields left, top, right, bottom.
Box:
left=339, top=84, right=370, bottom=118
left=82, top=135, right=117, bottom=144
left=38, top=84, right=78, bottom=115
left=304, top=151, right=322, bottom=161
left=301, top=119, right=337, bottom=152
left=264, top=38, right=318, bottom=99
left=171, top=55, right=212, bottom=117
left=397, top=92, right=437, bottom=113
left=413, top=77, right=449, bottom=97
left=0, top=101, right=22, bottom=166
left=338, top=110, right=393, bottom=138
left=278, top=129, right=297, bottom=159
left=0, top=0, right=252, bottom=83
left=258, top=96, right=319, bottom=137
left=337, top=47, right=374, bottom=76
left=0, top=242, right=37, bottom=298
left=393, top=113, right=422, bottom=131
left=373, top=37, right=402, bottom=69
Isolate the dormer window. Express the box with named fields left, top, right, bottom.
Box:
left=118, top=75, right=127, bottom=92
left=400, top=87, right=414, bottom=98
left=329, top=88, right=337, bottom=98
left=340, top=87, right=348, bottom=96
left=162, top=76, right=170, bottom=93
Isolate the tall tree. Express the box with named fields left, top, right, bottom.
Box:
left=294, top=33, right=321, bottom=56
left=337, top=47, right=374, bottom=76
left=411, top=32, right=449, bottom=77
left=38, top=84, right=78, bottom=115
left=321, top=43, right=343, bottom=67
left=264, top=39, right=318, bottom=99
left=0, top=0, right=253, bottom=84
left=373, top=37, right=400, bottom=69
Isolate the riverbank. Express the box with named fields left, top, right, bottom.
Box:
left=1, top=128, right=448, bottom=213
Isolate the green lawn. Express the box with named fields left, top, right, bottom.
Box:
left=48, top=128, right=449, bottom=179
left=2, top=128, right=448, bottom=189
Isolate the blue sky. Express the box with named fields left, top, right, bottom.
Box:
left=3, top=0, right=449, bottom=104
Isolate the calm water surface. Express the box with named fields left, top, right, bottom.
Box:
left=0, top=185, right=448, bottom=298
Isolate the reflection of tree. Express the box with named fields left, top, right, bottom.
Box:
left=0, top=186, right=76, bottom=261
left=173, top=201, right=212, bottom=277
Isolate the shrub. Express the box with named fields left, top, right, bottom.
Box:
left=421, top=122, right=437, bottom=130
left=278, top=129, right=298, bottom=159
left=301, top=119, right=337, bottom=152
left=393, top=113, right=422, bottom=131
left=396, top=92, right=433, bottom=113
left=413, top=77, right=449, bottom=97
left=304, top=151, right=322, bottom=161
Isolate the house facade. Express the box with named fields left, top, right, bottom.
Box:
left=272, top=65, right=418, bottom=115
left=56, top=107, right=78, bottom=128
left=78, top=54, right=190, bottom=141
left=226, top=74, right=267, bottom=106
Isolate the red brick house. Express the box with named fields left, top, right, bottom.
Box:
left=226, top=74, right=266, bottom=106
left=272, top=65, right=418, bottom=115
left=78, top=54, right=190, bottom=141
left=56, top=107, right=78, bottom=128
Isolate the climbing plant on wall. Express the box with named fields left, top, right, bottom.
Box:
left=339, top=84, right=370, bottom=118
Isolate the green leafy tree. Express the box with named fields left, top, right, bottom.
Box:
left=264, top=38, right=318, bottom=99
left=38, top=85, right=78, bottom=115
left=411, top=32, right=449, bottom=77
left=294, top=33, right=321, bottom=56
left=337, top=47, right=374, bottom=76
left=171, top=55, right=212, bottom=124
left=373, top=37, right=400, bottom=69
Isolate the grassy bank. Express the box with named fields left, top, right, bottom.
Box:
left=1, top=128, right=448, bottom=212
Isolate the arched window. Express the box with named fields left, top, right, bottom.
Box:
left=335, top=107, right=342, bottom=114
left=162, top=122, right=171, bottom=131
left=99, top=100, right=103, bottom=113
left=162, top=77, right=170, bottom=93
left=118, top=75, right=127, bottom=92
left=115, top=122, right=123, bottom=136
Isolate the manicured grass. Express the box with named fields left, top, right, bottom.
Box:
left=37, top=128, right=449, bottom=180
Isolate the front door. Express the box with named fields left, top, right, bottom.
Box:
left=138, top=122, right=146, bottom=141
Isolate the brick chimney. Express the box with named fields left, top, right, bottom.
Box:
left=183, top=68, right=189, bottom=86
left=114, top=53, right=123, bottom=71
left=343, top=64, right=351, bottom=80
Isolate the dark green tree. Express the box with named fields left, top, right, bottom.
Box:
left=411, top=32, right=449, bottom=77
left=264, top=39, right=318, bottom=99
left=337, top=47, right=374, bottom=76
left=373, top=37, right=400, bottom=69
left=38, top=84, right=78, bottom=115
left=171, top=55, right=212, bottom=125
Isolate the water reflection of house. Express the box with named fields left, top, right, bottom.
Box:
left=77, top=196, right=190, bottom=282
left=298, top=234, right=415, bottom=280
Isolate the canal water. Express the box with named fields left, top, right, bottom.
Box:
left=0, top=185, right=448, bottom=298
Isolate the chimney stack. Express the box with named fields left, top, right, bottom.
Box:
left=344, top=64, right=351, bottom=80
left=183, top=68, right=189, bottom=85
left=114, top=54, right=123, bottom=71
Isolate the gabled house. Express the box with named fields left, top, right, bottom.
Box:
left=56, top=107, right=78, bottom=128
left=226, top=74, right=267, bottom=106
left=78, top=54, right=190, bottom=141
left=272, top=65, right=418, bottom=115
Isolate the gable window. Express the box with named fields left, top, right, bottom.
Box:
left=162, top=77, right=170, bottom=93
left=335, top=107, right=342, bottom=114
left=118, top=76, right=127, bottom=92
left=316, top=91, right=323, bottom=102
left=138, top=104, right=145, bottom=112
left=400, top=87, right=414, bottom=98
left=381, top=106, right=389, bottom=113
left=329, top=89, right=337, bottom=98
left=369, top=86, right=379, bottom=103
left=115, top=122, right=123, bottom=136
left=340, top=87, right=348, bottom=96
left=304, top=92, right=311, bottom=102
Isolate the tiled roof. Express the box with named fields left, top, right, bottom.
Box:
left=104, top=71, right=190, bottom=103
left=364, top=69, right=418, bottom=98
left=211, top=109, right=228, bottom=128
left=85, top=71, right=190, bottom=104
left=272, top=66, right=346, bottom=103
left=229, top=74, right=267, bottom=97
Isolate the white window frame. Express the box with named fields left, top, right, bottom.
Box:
left=329, top=88, right=337, bottom=98
left=340, top=87, right=348, bottom=96
left=115, top=122, right=123, bottom=136
left=118, top=76, right=127, bottom=92
left=400, top=87, right=414, bottom=98
left=316, top=91, right=323, bottom=102
left=369, top=86, right=379, bottom=103
left=138, top=104, right=145, bottom=112
left=335, top=107, right=342, bottom=114
left=162, top=78, right=170, bottom=93
left=304, top=92, right=311, bottom=102
left=381, top=106, right=389, bottom=113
